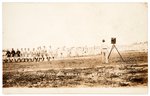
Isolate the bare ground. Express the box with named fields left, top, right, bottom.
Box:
left=3, top=51, right=148, bottom=88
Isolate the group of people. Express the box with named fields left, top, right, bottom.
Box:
left=3, top=46, right=94, bottom=63
left=3, top=40, right=109, bottom=64
left=5, top=48, right=20, bottom=57
left=3, top=46, right=55, bottom=63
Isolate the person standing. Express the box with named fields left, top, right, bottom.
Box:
left=42, top=46, right=47, bottom=61
left=16, top=49, right=21, bottom=62
left=27, top=48, right=32, bottom=62
left=35, top=47, right=39, bottom=62
left=6, top=49, right=11, bottom=58
left=47, top=46, right=53, bottom=61
left=101, top=39, right=109, bottom=64
left=11, top=48, right=16, bottom=62
left=37, top=47, right=42, bottom=61
left=11, top=48, right=16, bottom=57
left=23, top=48, right=27, bottom=62
left=6, top=49, right=11, bottom=62
left=16, top=49, right=21, bottom=57
left=31, top=48, right=36, bottom=62
left=20, top=48, right=25, bottom=62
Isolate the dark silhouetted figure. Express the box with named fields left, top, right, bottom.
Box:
left=11, top=48, right=16, bottom=57
left=6, top=50, right=11, bottom=57
left=16, top=49, right=21, bottom=57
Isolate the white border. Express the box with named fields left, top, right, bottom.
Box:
left=2, top=0, right=149, bottom=3
left=0, top=0, right=2, bottom=96
left=3, top=87, right=148, bottom=94
left=0, top=0, right=149, bottom=96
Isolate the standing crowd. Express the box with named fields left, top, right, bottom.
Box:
left=3, top=46, right=101, bottom=63
left=3, top=46, right=54, bottom=63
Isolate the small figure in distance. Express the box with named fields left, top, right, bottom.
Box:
left=11, top=48, right=16, bottom=57
left=16, top=49, right=21, bottom=57
left=6, top=49, right=11, bottom=58
left=11, top=48, right=16, bottom=62
left=16, top=49, right=21, bottom=62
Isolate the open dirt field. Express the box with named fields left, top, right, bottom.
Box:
left=3, top=51, right=148, bottom=88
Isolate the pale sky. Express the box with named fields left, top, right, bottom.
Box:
left=3, top=3, right=148, bottom=49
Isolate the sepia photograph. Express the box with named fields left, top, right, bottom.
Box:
left=2, top=2, right=148, bottom=94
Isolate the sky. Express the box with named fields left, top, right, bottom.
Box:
left=3, top=3, right=148, bottom=49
